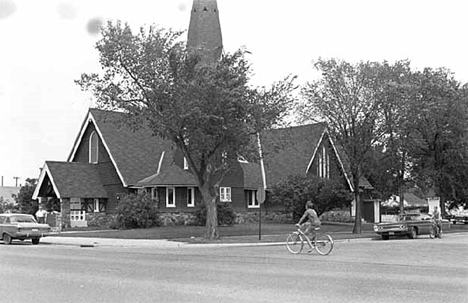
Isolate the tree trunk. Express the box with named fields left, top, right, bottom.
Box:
left=353, top=190, right=362, bottom=234
left=398, top=154, right=406, bottom=215
left=199, top=184, right=219, bottom=240
left=399, top=186, right=405, bottom=215
left=439, top=195, right=446, bottom=217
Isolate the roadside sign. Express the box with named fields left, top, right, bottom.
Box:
left=257, top=187, right=266, bottom=204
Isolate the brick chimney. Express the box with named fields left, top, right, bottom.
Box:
left=187, top=0, right=223, bottom=62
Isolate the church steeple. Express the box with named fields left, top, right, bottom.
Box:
left=187, top=0, right=223, bottom=62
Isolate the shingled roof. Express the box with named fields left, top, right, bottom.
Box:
left=42, top=161, right=107, bottom=198
left=260, top=123, right=327, bottom=187
left=69, top=109, right=174, bottom=187
left=239, top=161, right=263, bottom=190
left=137, top=164, right=198, bottom=187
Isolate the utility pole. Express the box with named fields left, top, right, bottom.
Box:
left=13, top=177, right=20, bottom=187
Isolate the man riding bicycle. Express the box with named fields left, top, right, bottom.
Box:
left=296, top=201, right=321, bottom=240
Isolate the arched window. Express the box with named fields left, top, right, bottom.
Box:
left=89, top=131, right=99, bottom=163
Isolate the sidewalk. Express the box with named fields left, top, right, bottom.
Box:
left=41, top=230, right=378, bottom=248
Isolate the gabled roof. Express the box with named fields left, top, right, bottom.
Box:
left=33, top=161, right=107, bottom=199
left=68, top=109, right=174, bottom=187
left=260, top=123, right=327, bottom=187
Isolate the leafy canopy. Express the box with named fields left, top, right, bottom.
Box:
left=77, top=21, right=296, bottom=184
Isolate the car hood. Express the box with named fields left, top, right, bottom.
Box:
left=375, top=221, right=408, bottom=226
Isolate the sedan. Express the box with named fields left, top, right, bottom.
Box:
left=0, top=213, right=51, bottom=245
left=374, top=214, right=451, bottom=240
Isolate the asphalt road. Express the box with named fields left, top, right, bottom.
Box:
left=1, top=233, right=467, bottom=303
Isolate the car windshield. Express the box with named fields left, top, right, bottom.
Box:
left=10, top=215, right=37, bottom=223
left=400, top=215, right=418, bottom=221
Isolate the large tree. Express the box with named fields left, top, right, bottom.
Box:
left=372, top=60, right=416, bottom=214
left=408, top=68, right=468, bottom=212
left=77, top=22, right=295, bottom=239
left=299, top=59, right=392, bottom=233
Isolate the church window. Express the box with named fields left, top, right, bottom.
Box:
left=318, top=146, right=329, bottom=179
left=89, top=131, right=99, bottom=164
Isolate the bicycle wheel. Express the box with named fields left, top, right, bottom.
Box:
left=314, top=234, right=334, bottom=255
left=286, top=232, right=304, bottom=254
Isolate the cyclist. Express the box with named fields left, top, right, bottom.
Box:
left=431, top=206, right=442, bottom=238
left=296, top=201, right=321, bottom=240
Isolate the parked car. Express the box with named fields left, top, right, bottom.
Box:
left=0, top=213, right=51, bottom=245
left=452, top=213, right=468, bottom=224
left=373, top=214, right=451, bottom=240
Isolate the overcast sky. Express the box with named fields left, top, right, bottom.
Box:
left=0, top=0, right=467, bottom=187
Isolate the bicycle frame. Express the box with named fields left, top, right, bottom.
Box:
left=286, top=225, right=334, bottom=255
left=295, top=226, right=316, bottom=249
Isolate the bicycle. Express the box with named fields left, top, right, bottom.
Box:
left=429, top=219, right=442, bottom=239
left=286, top=224, right=334, bottom=255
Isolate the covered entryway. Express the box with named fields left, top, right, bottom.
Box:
left=32, top=161, right=108, bottom=230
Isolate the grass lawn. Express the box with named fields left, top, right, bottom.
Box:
left=57, top=222, right=377, bottom=241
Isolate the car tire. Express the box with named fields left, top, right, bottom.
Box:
left=382, top=234, right=389, bottom=240
left=31, top=238, right=40, bottom=245
left=408, top=227, right=417, bottom=239
left=3, top=233, right=12, bottom=245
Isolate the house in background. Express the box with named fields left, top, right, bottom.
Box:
left=382, top=192, right=428, bottom=209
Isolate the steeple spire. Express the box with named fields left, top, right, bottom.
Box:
left=187, top=0, right=223, bottom=62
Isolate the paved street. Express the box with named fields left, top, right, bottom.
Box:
left=1, top=233, right=467, bottom=303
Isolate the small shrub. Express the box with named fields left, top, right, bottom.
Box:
left=194, top=203, right=236, bottom=226
left=111, top=193, right=159, bottom=229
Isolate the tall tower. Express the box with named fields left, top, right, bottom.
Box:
left=187, top=0, right=223, bottom=62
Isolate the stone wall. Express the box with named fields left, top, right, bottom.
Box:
left=158, top=212, right=198, bottom=226
left=234, top=211, right=293, bottom=224
left=320, top=210, right=353, bottom=223
left=60, top=198, right=70, bottom=228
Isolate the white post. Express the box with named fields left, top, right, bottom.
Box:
left=256, top=133, right=267, bottom=190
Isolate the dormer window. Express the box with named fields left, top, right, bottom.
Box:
left=89, top=131, right=99, bottom=164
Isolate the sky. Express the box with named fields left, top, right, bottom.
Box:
left=0, top=0, right=467, bottom=187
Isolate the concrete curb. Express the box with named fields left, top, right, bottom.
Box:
left=40, top=231, right=467, bottom=249
left=41, top=237, right=187, bottom=248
